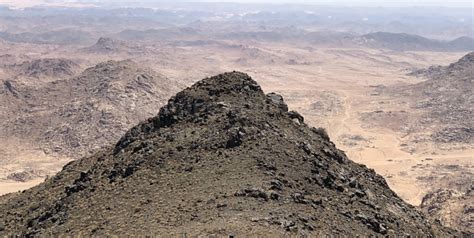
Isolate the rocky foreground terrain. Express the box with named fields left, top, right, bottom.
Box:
left=0, top=72, right=461, bottom=236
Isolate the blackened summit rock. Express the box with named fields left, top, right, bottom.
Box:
left=0, top=72, right=460, bottom=236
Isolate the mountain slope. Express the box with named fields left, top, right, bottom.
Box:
left=412, top=52, right=473, bottom=233
left=407, top=52, right=473, bottom=145
left=7, top=58, right=80, bottom=79
left=421, top=188, right=473, bottom=234
left=82, top=37, right=140, bottom=54
left=362, top=32, right=474, bottom=51
left=1, top=60, right=178, bottom=159
left=0, top=29, right=95, bottom=45
left=366, top=52, right=473, bottom=152
left=0, top=72, right=457, bottom=236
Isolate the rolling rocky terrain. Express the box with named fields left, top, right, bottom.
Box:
left=0, top=3, right=472, bottom=235
left=82, top=37, right=140, bottom=54
left=6, top=58, right=80, bottom=80
left=0, top=72, right=460, bottom=236
left=0, top=60, right=178, bottom=159
left=364, top=52, right=473, bottom=151
left=404, top=52, right=473, bottom=147
left=421, top=187, right=473, bottom=234
left=359, top=52, right=473, bottom=233
left=0, top=29, right=96, bottom=45
left=361, top=32, right=474, bottom=52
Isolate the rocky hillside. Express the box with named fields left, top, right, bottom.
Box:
left=0, top=60, right=178, bottom=159
left=0, top=29, right=96, bottom=45
left=361, top=32, right=474, bottom=52
left=7, top=58, right=80, bottom=79
left=0, top=72, right=459, bottom=236
left=421, top=188, right=473, bottom=234
left=418, top=161, right=473, bottom=234
left=407, top=52, right=473, bottom=145
left=366, top=52, right=474, bottom=151
left=82, top=37, right=141, bottom=54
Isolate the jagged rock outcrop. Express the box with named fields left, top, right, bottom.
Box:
left=0, top=72, right=460, bottom=236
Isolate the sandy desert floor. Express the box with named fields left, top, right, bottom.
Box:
left=0, top=44, right=471, bottom=206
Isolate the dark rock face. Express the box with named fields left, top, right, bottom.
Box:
left=0, top=72, right=459, bottom=236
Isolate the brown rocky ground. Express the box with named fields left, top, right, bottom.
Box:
left=421, top=188, right=473, bottom=234
left=0, top=72, right=461, bottom=236
left=0, top=35, right=471, bottom=233
left=1, top=59, right=179, bottom=159
left=360, top=52, right=474, bottom=232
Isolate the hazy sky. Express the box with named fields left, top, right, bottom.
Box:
left=184, top=0, right=473, bottom=7
left=0, top=0, right=472, bottom=8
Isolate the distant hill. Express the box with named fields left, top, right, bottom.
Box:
left=114, top=27, right=201, bottom=42
left=407, top=52, right=473, bottom=144
left=208, top=29, right=473, bottom=52
left=7, top=58, right=80, bottom=79
left=0, top=72, right=460, bottom=236
left=0, top=60, right=179, bottom=159
left=361, top=32, right=474, bottom=51
left=447, top=36, right=474, bottom=51
left=82, top=37, right=131, bottom=54
left=81, top=37, right=151, bottom=55
left=0, top=29, right=96, bottom=45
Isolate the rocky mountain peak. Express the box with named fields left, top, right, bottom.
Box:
left=156, top=71, right=266, bottom=125
left=114, top=71, right=289, bottom=154
left=71, top=60, right=166, bottom=100
left=0, top=72, right=460, bottom=236
left=447, top=51, right=474, bottom=71
left=96, top=37, right=119, bottom=47
left=79, top=59, right=138, bottom=79
left=83, top=37, right=128, bottom=53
